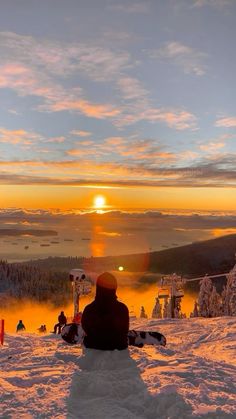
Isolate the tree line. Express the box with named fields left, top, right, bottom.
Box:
left=0, top=260, right=71, bottom=306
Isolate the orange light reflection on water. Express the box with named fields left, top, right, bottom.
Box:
left=90, top=225, right=106, bottom=257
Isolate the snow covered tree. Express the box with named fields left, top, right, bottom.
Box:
left=190, top=301, right=199, bottom=318
left=209, top=286, right=221, bottom=317
left=173, top=296, right=183, bottom=318
left=223, top=264, right=236, bottom=316
left=198, top=275, right=213, bottom=317
left=140, top=306, right=148, bottom=319
left=163, top=297, right=172, bottom=318
left=163, top=298, right=168, bottom=318
left=221, top=285, right=229, bottom=315
left=0, top=260, right=71, bottom=306
left=152, top=297, right=162, bottom=318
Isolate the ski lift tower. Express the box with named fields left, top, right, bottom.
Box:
left=69, top=269, right=92, bottom=322
left=157, top=273, right=184, bottom=318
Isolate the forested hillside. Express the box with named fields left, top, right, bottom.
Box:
left=1, top=234, right=236, bottom=305
left=25, top=234, right=236, bottom=277
left=0, top=260, right=71, bottom=306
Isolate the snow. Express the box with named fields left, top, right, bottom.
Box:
left=1, top=317, right=235, bottom=418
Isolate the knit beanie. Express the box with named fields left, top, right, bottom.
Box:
left=96, top=272, right=117, bottom=291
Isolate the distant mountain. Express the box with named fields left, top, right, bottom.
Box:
left=116, top=234, right=236, bottom=277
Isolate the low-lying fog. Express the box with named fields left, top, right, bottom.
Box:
left=1, top=277, right=197, bottom=333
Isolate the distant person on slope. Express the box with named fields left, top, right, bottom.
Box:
left=38, top=324, right=47, bottom=333
left=53, top=311, right=67, bottom=334
left=81, top=272, right=129, bottom=350
left=16, top=320, right=26, bottom=332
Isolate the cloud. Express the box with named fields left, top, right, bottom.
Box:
left=102, top=30, right=141, bottom=45
left=0, top=127, right=42, bottom=145
left=0, top=61, right=189, bottom=130
left=215, top=117, right=236, bottom=128
left=179, top=151, right=199, bottom=160
left=107, top=138, right=176, bottom=161
left=148, top=41, right=207, bottom=76
left=0, top=32, right=198, bottom=131
left=0, top=31, right=132, bottom=82
left=48, top=98, right=121, bottom=118
left=192, top=0, right=231, bottom=8
left=108, top=1, right=150, bottom=14
left=0, top=32, right=130, bottom=120
left=0, top=62, right=71, bottom=103
left=103, top=136, right=125, bottom=146
left=114, top=74, right=197, bottom=130
left=0, top=62, right=120, bottom=119
left=45, top=137, right=65, bottom=144
left=140, top=109, right=197, bottom=130
left=70, top=130, right=92, bottom=137
left=66, top=136, right=177, bottom=162
left=0, top=63, right=42, bottom=95
left=117, top=77, right=149, bottom=100
left=66, top=149, right=94, bottom=157
left=1, top=152, right=236, bottom=188
left=199, top=142, right=226, bottom=152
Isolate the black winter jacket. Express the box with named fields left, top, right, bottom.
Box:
left=81, top=286, right=129, bottom=350
left=58, top=314, right=67, bottom=324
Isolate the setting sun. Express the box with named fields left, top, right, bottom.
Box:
left=93, top=195, right=106, bottom=208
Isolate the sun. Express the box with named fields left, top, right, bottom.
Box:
left=94, top=195, right=106, bottom=208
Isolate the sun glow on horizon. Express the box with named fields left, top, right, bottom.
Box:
left=93, top=195, right=106, bottom=209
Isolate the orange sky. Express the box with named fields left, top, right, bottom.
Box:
left=1, top=185, right=236, bottom=211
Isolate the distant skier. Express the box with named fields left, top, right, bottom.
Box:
left=16, top=320, right=26, bottom=332
left=38, top=324, right=47, bottom=333
left=81, top=272, right=129, bottom=350
left=53, top=311, right=67, bottom=334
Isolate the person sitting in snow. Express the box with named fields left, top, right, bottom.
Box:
left=38, top=324, right=47, bottom=333
left=81, top=272, right=129, bottom=350
left=16, top=320, right=26, bottom=332
left=53, top=311, right=67, bottom=334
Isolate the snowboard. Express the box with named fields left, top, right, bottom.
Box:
left=61, top=323, right=166, bottom=347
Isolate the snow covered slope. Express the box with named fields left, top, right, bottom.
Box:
left=1, top=317, right=235, bottom=418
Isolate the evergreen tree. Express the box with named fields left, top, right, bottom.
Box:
left=167, top=298, right=172, bottom=318
left=224, top=263, right=236, bottom=316
left=192, top=301, right=199, bottom=317
left=163, top=298, right=169, bottom=318
left=163, top=297, right=172, bottom=318
left=0, top=260, right=71, bottom=306
left=173, top=296, right=182, bottom=318
left=221, top=285, right=229, bottom=315
left=209, top=286, right=221, bottom=317
left=198, top=275, right=213, bottom=317
left=140, top=306, right=148, bottom=319
left=152, top=297, right=162, bottom=318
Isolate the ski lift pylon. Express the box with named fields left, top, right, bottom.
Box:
left=69, top=269, right=92, bottom=320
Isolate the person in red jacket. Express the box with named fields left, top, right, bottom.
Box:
left=81, top=272, right=129, bottom=350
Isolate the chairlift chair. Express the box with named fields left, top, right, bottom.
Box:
left=158, top=288, right=170, bottom=299
left=173, top=289, right=184, bottom=298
